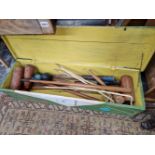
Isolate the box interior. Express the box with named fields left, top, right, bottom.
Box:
left=1, top=60, right=144, bottom=107
left=1, top=27, right=155, bottom=108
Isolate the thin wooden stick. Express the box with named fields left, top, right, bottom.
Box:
left=88, top=70, right=106, bottom=85
left=32, top=85, right=112, bottom=102
left=66, top=90, right=100, bottom=101
left=56, top=64, right=95, bottom=85
left=32, top=84, right=100, bottom=101
left=98, top=91, right=114, bottom=102
left=48, top=84, right=99, bottom=101
left=32, top=85, right=133, bottom=105
left=88, top=69, right=113, bottom=102
left=145, top=97, right=155, bottom=102
left=145, top=86, right=155, bottom=96
left=22, top=79, right=131, bottom=93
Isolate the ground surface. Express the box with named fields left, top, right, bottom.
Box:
left=0, top=93, right=155, bottom=135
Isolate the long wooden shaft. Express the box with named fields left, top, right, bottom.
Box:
left=65, top=90, right=99, bottom=100
left=88, top=70, right=106, bottom=86
left=32, top=85, right=99, bottom=100
left=88, top=70, right=114, bottom=102
left=145, top=97, right=155, bottom=102
left=22, top=79, right=131, bottom=93
left=32, top=85, right=133, bottom=104
left=145, top=86, right=155, bottom=96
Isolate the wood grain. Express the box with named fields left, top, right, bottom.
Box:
left=145, top=54, right=155, bottom=98
left=0, top=19, right=54, bottom=34
left=145, top=20, right=155, bottom=26
left=22, top=79, right=131, bottom=93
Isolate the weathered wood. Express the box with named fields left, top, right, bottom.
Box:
left=0, top=19, right=55, bottom=34
left=121, top=19, right=131, bottom=26
left=145, top=86, right=155, bottom=96
left=37, top=19, right=55, bottom=34
left=145, top=20, right=155, bottom=26
left=88, top=70, right=105, bottom=85
left=22, top=79, right=131, bottom=93
left=145, top=54, right=155, bottom=98
left=120, top=19, right=147, bottom=26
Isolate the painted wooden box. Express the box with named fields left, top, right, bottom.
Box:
left=0, top=26, right=155, bottom=117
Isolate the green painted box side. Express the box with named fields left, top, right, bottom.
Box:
left=0, top=77, right=145, bottom=117
left=80, top=77, right=145, bottom=117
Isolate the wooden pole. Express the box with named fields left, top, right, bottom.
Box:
left=22, top=79, right=131, bottom=93
left=88, top=70, right=106, bottom=85
left=32, top=85, right=99, bottom=101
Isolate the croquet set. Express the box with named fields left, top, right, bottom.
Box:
left=10, top=64, right=135, bottom=105
left=0, top=27, right=155, bottom=117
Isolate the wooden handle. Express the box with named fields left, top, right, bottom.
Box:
left=88, top=70, right=106, bottom=86
left=145, top=86, right=155, bottom=96
left=65, top=90, right=99, bottom=100
left=145, top=97, right=155, bottom=102
left=32, top=85, right=99, bottom=101
left=113, top=95, right=125, bottom=104
left=121, top=75, right=134, bottom=101
left=11, top=67, right=24, bottom=89
left=22, top=79, right=131, bottom=93
left=24, top=65, right=36, bottom=90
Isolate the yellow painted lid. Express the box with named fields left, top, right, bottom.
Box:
left=2, top=26, right=155, bottom=71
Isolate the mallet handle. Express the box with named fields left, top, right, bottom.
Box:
left=22, top=79, right=131, bottom=93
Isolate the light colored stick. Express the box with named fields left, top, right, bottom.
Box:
left=88, top=70, right=106, bottom=85
left=66, top=90, right=100, bottom=101
left=39, top=83, right=99, bottom=101
left=55, top=69, right=113, bottom=102
left=55, top=65, right=116, bottom=102
left=32, top=85, right=133, bottom=105
left=32, top=85, right=108, bottom=101
left=98, top=91, right=114, bottom=103
left=145, top=97, right=155, bottom=102
left=88, top=69, right=114, bottom=102
left=56, top=64, right=95, bottom=85
left=145, top=86, right=155, bottom=96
